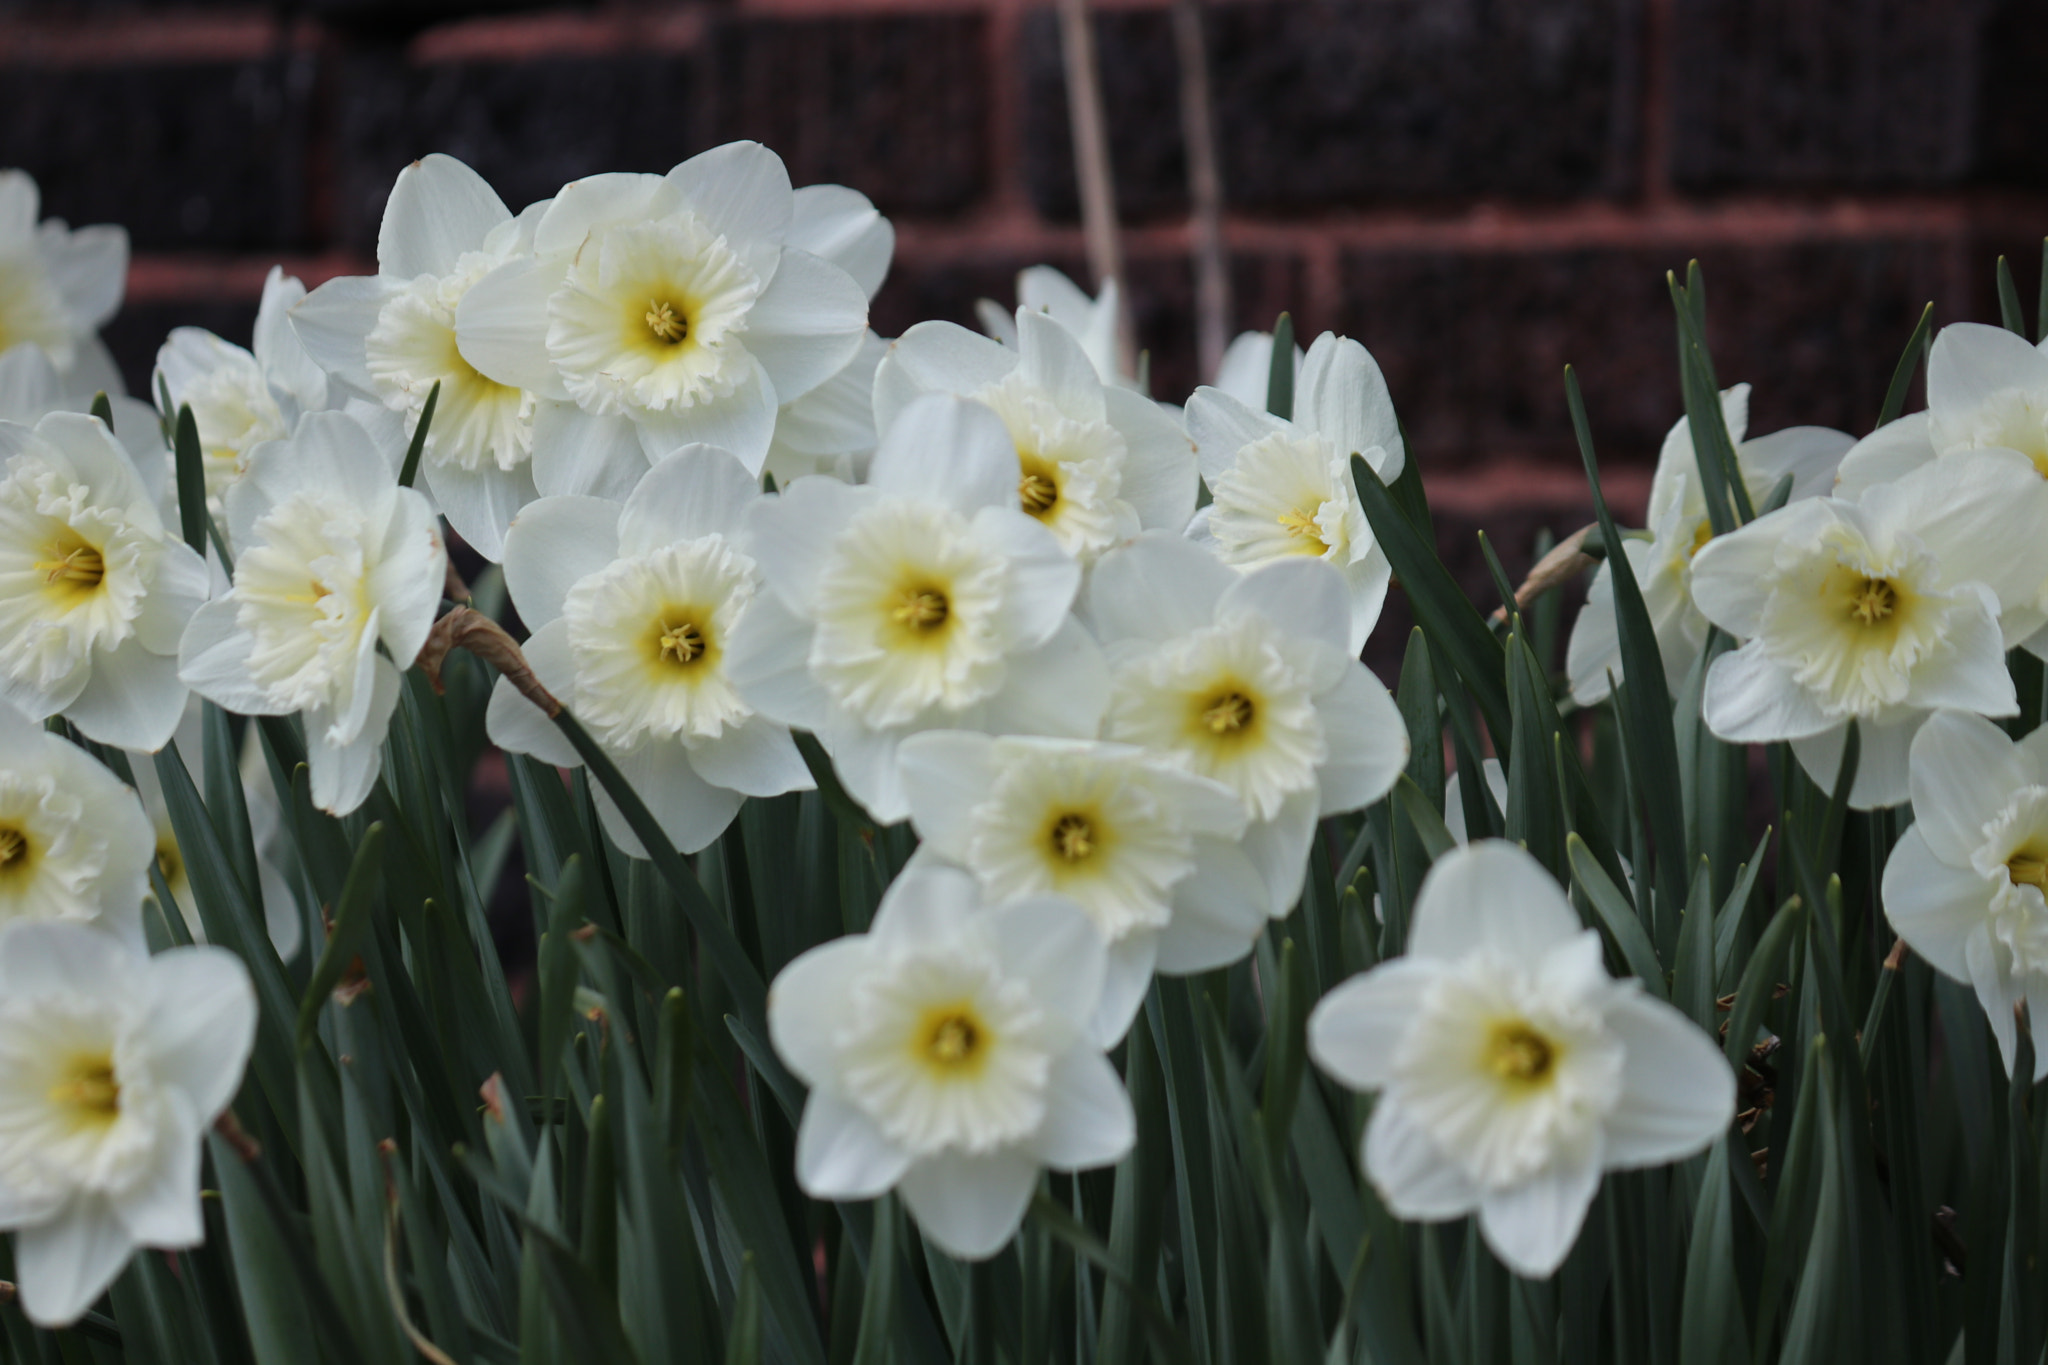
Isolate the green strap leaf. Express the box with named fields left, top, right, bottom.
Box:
left=295, top=822, right=386, bottom=1052
left=1876, top=302, right=1934, bottom=430
left=173, top=404, right=209, bottom=557
left=1266, top=311, right=1295, bottom=419
left=398, top=380, right=441, bottom=490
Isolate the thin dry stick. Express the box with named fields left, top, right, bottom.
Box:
left=1173, top=0, right=1231, bottom=382
left=1489, top=524, right=1597, bottom=624
left=415, top=607, right=560, bottom=716
left=1055, top=0, right=1136, bottom=376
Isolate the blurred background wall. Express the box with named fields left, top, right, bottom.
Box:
left=2, top=0, right=2045, bottom=577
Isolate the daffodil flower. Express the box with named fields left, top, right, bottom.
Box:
left=0, top=171, right=127, bottom=394
left=453, top=142, right=871, bottom=496
left=975, top=265, right=1129, bottom=389
left=1692, top=448, right=2048, bottom=807
left=0, top=920, right=255, bottom=1327
left=178, top=411, right=446, bottom=815
left=156, top=267, right=329, bottom=532
left=768, top=863, right=1133, bottom=1260
left=1567, top=385, right=1852, bottom=705
left=1085, top=532, right=1407, bottom=917
left=898, top=732, right=1265, bottom=1045
left=1309, top=841, right=1733, bottom=1279
left=1881, top=710, right=2048, bottom=1080
left=0, top=412, right=208, bottom=751
left=875, top=309, right=1195, bottom=563
left=727, top=393, right=1105, bottom=824
left=1184, top=331, right=1405, bottom=652
left=0, top=698, right=152, bottom=948
left=488, top=443, right=811, bottom=856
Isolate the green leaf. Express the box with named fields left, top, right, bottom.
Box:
left=1678, top=1136, right=1748, bottom=1365
left=397, top=380, right=440, bottom=490
left=1674, top=856, right=1717, bottom=1031
left=173, top=404, right=208, bottom=557
left=1724, top=896, right=1804, bottom=1071
left=1567, top=833, right=1667, bottom=997
left=725, top=1255, right=763, bottom=1365
left=88, top=390, right=113, bottom=431
left=1997, top=255, right=2028, bottom=337
left=295, top=822, right=386, bottom=1053
left=1392, top=774, right=1457, bottom=865
left=1877, top=302, right=1935, bottom=429
left=1266, top=311, right=1295, bottom=419
left=1260, top=938, right=1312, bottom=1154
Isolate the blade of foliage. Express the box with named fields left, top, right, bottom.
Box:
left=1877, top=302, right=1935, bottom=429
left=295, top=822, right=386, bottom=1052
left=1266, top=311, right=1294, bottom=419
left=397, top=379, right=440, bottom=489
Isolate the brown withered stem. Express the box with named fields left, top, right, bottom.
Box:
left=415, top=607, right=560, bottom=717
left=1490, top=524, right=1597, bottom=625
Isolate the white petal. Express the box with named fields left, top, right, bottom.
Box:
left=1868, top=449, right=2048, bottom=614
left=1738, top=425, right=1852, bottom=502
left=1308, top=958, right=1440, bottom=1092
left=1298, top=333, right=1404, bottom=483
left=39, top=226, right=128, bottom=333
left=110, top=1114, right=205, bottom=1247
left=1701, top=644, right=1837, bottom=744
left=501, top=495, right=622, bottom=628
left=530, top=401, right=648, bottom=501
left=1965, top=927, right=2025, bottom=1079
left=788, top=184, right=893, bottom=298
left=898, top=1148, right=1039, bottom=1261
left=685, top=716, right=812, bottom=797
left=795, top=1092, right=913, bottom=1200
left=1185, top=386, right=1287, bottom=482
left=1363, top=1100, right=1480, bottom=1221
left=1016, top=310, right=1107, bottom=423
left=1082, top=532, right=1232, bottom=644
left=368, top=489, right=448, bottom=669
left=740, top=475, right=870, bottom=613
left=1241, top=791, right=1319, bottom=919
left=484, top=630, right=578, bottom=767
left=252, top=267, right=327, bottom=412
left=1088, top=936, right=1156, bottom=1047
left=1565, top=564, right=1622, bottom=705
left=768, top=936, right=872, bottom=1086
left=974, top=507, right=1079, bottom=650
left=132, top=542, right=210, bottom=656
left=978, top=616, right=1110, bottom=740
left=985, top=896, right=1109, bottom=1041
left=867, top=393, right=1018, bottom=517
left=0, top=920, right=139, bottom=998
left=632, top=356, right=781, bottom=473
left=289, top=276, right=393, bottom=396
left=1219, top=556, right=1351, bottom=653
left=454, top=259, right=569, bottom=399
left=619, top=444, right=758, bottom=556
left=1906, top=710, right=2028, bottom=865
left=1689, top=500, right=1836, bottom=639
left=1031, top=1049, right=1136, bottom=1169
left=817, top=716, right=910, bottom=823
left=594, top=743, right=747, bottom=857
left=177, top=599, right=281, bottom=715
left=896, top=730, right=997, bottom=860
left=1928, top=322, right=2048, bottom=420
left=1833, top=412, right=1936, bottom=499
left=1602, top=994, right=1735, bottom=1166
left=306, top=657, right=402, bottom=815
left=533, top=173, right=667, bottom=259
left=744, top=248, right=869, bottom=405
left=16, top=1198, right=135, bottom=1327
left=378, top=154, right=510, bottom=281
left=872, top=322, right=1018, bottom=434
left=421, top=460, right=537, bottom=564
left=1880, top=826, right=1987, bottom=982
left=64, top=636, right=188, bottom=752
left=1475, top=1143, right=1603, bottom=1279
left=1408, top=840, right=1583, bottom=962
left=667, top=141, right=794, bottom=258
left=1156, top=841, right=1270, bottom=973
left=1789, top=716, right=1923, bottom=810
left=1315, top=664, right=1408, bottom=816
left=1103, top=387, right=1197, bottom=531
left=723, top=592, right=830, bottom=731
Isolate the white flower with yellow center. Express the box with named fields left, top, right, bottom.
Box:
left=1879, top=711, right=2048, bottom=1081
left=0, top=412, right=208, bottom=750
left=976, top=264, right=1130, bottom=389
left=453, top=143, right=872, bottom=497
left=488, top=444, right=811, bottom=856
left=1567, top=384, right=1853, bottom=705
left=156, top=267, right=330, bottom=527
left=0, top=920, right=255, bottom=1327
left=292, top=155, right=543, bottom=560
left=727, top=394, right=1106, bottom=823
left=899, top=733, right=1266, bottom=1045
left=1692, top=447, right=2048, bottom=807
left=768, top=863, right=1133, bottom=1260
left=0, top=172, right=127, bottom=391
left=1185, top=331, right=1405, bottom=652
left=875, top=310, right=1194, bottom=563
left=179, top=412, right=445, bottom=815
left=0, top=699, right=151, bottom=949
left=1087, top=532, right=1406, bottom=916
left=1309, top=841, right=1733, bottom=1278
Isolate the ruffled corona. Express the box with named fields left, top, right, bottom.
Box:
left=365, top=258, right=536, bottom=474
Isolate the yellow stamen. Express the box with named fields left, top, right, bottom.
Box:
left=1849, top=577, right=1897, bottom=625
left=892, top=589, right=949, bottom=632
left=50, top=1057, right=120, bottom=1119
left=1019, top=472, right=1059, bottom=516
left=155, top=836, right=183, bottom=888
left=918, top=1006, right=986, bottom=1073
left=37, top=545, right=104, bottom=590
left=1051, top=813, right=1095, bottom=862
left=2009, top=853, right=2048, bottom=895
left=1487, top=1021, right=1556, bottom=1084
left=644, top=300, right=688, bottom=345
left=1689, top=518, right=1714, bottom=561
left=658, top=619, right=707, bottom=665
left=1202, top=691, right=1254, bottom=734
left=1276, top=508, right=1325, bottom=549
left=0, top=827, right=25, bottom=868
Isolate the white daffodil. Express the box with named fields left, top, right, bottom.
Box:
left=178, top=411, right=445, bottom=815
left=1210, top=329, right=1302, bottom=411
left=874, top=311, right=1194, bottom=564
left=453, top=143, right=871, bottom=495
left=0, top=342, right=162, bottom=481
left=488, top=444, right=811, bottom=856
left=1880, top=710, right=2048, bottom=1080
left=0, top=920, right=255, bottom=1327
left=1086, top=532, right=1407, bottom=917
left=1834, top=321, right=2048, bottom=498
left=727, top=393, right=1106, bottom=823
left=0, top=412, right=208, bottom=750
left=765, top=331, right=887, bottom=487
left=898, top=732, right=1266, bottom=1045
left=0, top=172, right=127, bottom=393
left=1184, top=331, right=1405, bottom=653
left=156, top=267, right=330, bottom=527
left=1692, top=448, right=2048, bottom=807
left=768, top=863, right=1133, bottom=1260
left=0, top=699, right=152, bottom=949
left=1309, top=841, right=1733, bottom=1278
left=1567, top=385, right=1852, bottom=704
left=291, top=155, right=544, bottom=560
left=976, top=265, right=1128, bottom=389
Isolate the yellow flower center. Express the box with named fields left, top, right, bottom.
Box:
left=2008, top=851, right=2048, bottom=896
left=657, top=618, right=707, bottom=666
left=1050, top=812, right=1096, bottom=863
left=1688, top=517, right=1714, bottom=561
left=1276, top=507, right=1328, bottom=554
left=49, top=1053, right=121, bottom=1127
left=644, top=299, right=688, bottom=345
left=915, top=1004, right=988, bottom=1076
left=891, top=587, right=950, bottom=633
left=1848, top=577, right=1897, bottom=626
left=1201, top=690, right=1255, bottom=735
left=154, top=834, right=183, bottom=889
left=1487, top=1021, right=1557, bottom=1086
left=1019, top=472, right=1059, bottom=516
left=0, top=825, right=28, bottom=876
left=35, top=533, right=105, bottom=606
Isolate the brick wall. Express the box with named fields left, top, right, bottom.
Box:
left=4, top=0, right=2045, bottom=604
